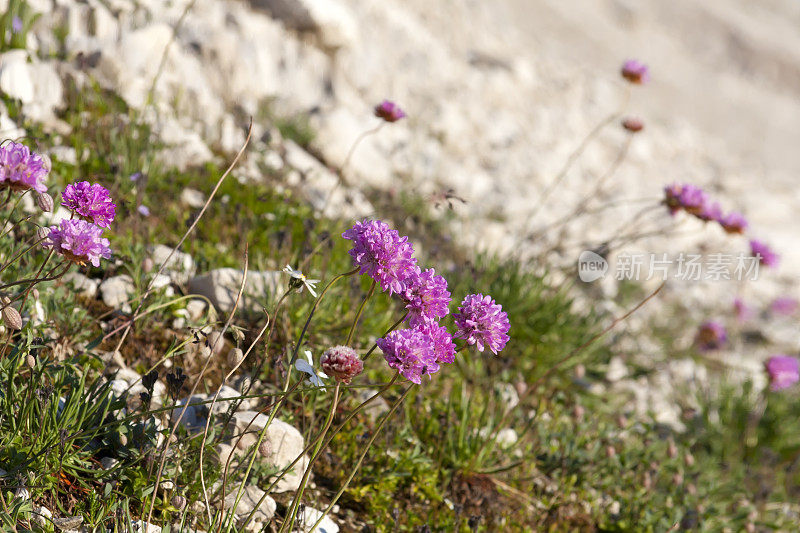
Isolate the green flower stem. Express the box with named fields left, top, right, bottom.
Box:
left=309, top=384, right=414, bottom=532
left=284, top=267, right=358, bottom=393
left=238, top=374, right=400, bottom=531
left=360, top=310, right=409, bottom=362
left=345, top=279, right=376, bottom=346
left=280, top=382, right=342, bottom=533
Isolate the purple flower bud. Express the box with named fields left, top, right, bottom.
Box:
left=719, top=212, right=748, bottom=234
left=11, top=16, right=22, bottom=34
left=663, top=183, right=707, bottom=217
left=694, top=321, right=726, bottom=351
left=749, top=239, right=779, bottom=269
left=374, top=100, right=406, bottom=123
left=137, top=205, right=150, bottom=217
left=621, top=59, right=649, bottom=84
left=765, top=355, right=800, bottom=391
left=321, top=346, right=363, bottom=384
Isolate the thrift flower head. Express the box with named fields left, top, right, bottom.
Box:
left=663, top=183, right=707, bottom=216
left=42, top=219, right=111, bottom=267
left=719, top=212, right=748, bottom=234
left=402, top=267, right=451, bottom=327
left=377, top=328, right=439, bottom=384
left=454, top=293, right=510, bottom=355
left=0, top=141, right=48, bottom=193
left=695, top=320, right=726, bottom=351
left=770, top=297, right=798, bottom=316
left=621, top=59, right=649, bottom=84
left=750, top=239, right=779, bottom=269
left=374, top=100, right=406, bottom=123
left=695, top=201, right=722, bottom=223
left=342, top=219, right=417, bottom=295
left=61, top=181, right=116, bottom=228
left=321, top=346, right=363, bottom=384
left=765, top=355, right=800, bottom=391
left=420, top=322, right=456, bottom=364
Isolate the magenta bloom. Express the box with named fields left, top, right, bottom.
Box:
left=453, top=294, right=510, bottom=355
left=377, top=328, right=439, bottom=384
left=750, top=239, right=779, bottom=269
left=61, top=181, right=116, bottom=228
left=374, top=100, right=406, bottom=123
left=695, top=321, right=727, bottom=351
left=664, top=183, right=707, bottom=217
left=770, top=297, right=798, bottom=317
left=695, top=201, right=722, bottom=223
left=401, top=267, right=451, bottom=327
left=621, top=59, right=649, bottom=84
left=342, top=219, right=417, bottom=295
left=765, top=355, right=800, bottom=391
left=321, top=346, right=363, bottom=384
left=419, top=322, right=456, bottom=364
left=42, top=219, right=111, bottom=267
left=733, top=297, right=754, bottom=323
left=0, top=141, right=48, bottom=193
left=719, top=212, right=748, bottom=234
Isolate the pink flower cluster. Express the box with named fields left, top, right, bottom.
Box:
left=42, top=180, right=115, bottom=266
left=374, top=100, right=406, bottom=123
left=321, top=346, right=364, bottom=384
left=0, top=141, right=49, bottom=194
left=343, top=218, right=509, bottom=384
left=765, top=355, right=800, bottom=391
left=61, top=181, right=116, bottom=228
left=42, top=219, right=111, bottom=267
left=663, top=183, right=779, bottom=269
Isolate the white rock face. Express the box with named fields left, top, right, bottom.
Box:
left=188, top=269, right=283, bottom=314
left=0, top=51, right=63, bottom=123
left=252, top=0, right=358, bottom=50
left=149, top=244, right=196, bottom=285
left=99, top=275, right=135, bottom=309
left=230, top=411, right=308, bottom=493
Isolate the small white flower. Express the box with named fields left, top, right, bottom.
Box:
left=294, top=350, right=328, bottom=388
left=283, top=265, right=320, bottom=297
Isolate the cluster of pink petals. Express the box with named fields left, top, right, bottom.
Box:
left=621, top=59, right=649, bottom=84
left=377, top=328, right=440, bottom=384
left=0, top=141, right=49, bottom=194
left=374, top=100, right=406, bottom=123
left=321, top=346, right=364, bottom=384
left=342, top=219, right=417, bottom=295
left=401, top=267, right=451, bottom=327
left=765, top=355, right=800, bottom=391
left=453, top=294, right=511, bottom=355
left=770, top=297, right=798, bottom=316
left=695, top=320, right=727, bottom=352
left=61, top=181, right=116, bottom=228
left=43, top=219, right=111, bottom=267
left=664, top=183, right=707, bottom=217
left=750, top=239, right=780, bottom=269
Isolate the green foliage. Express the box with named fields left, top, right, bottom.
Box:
left=0, top=0, right=38, bottom=52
